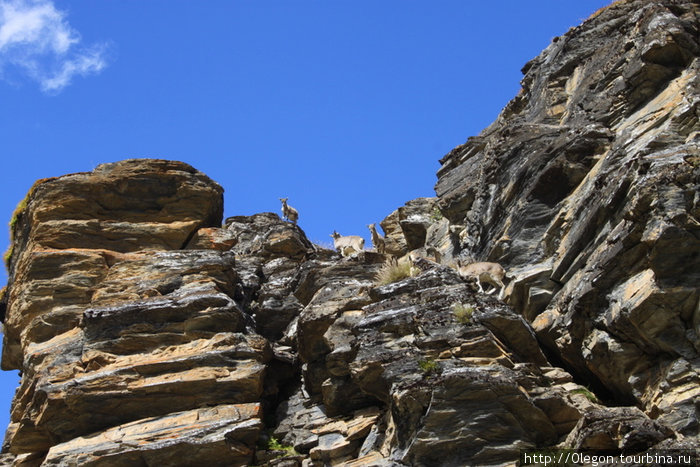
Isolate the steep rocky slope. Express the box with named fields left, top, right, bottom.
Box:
left=435, top=0, right=699, bottom=437
left=0, top=0, right=698, bottom=465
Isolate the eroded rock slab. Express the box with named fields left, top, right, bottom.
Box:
left=42, top=404, right=262, bottom=467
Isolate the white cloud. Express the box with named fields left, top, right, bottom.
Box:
left=0, top=0, right=108, bottom=93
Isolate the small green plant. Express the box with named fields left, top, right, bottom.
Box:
left=3, top=245, right=13, bottom=268
left=418, top=358, right=439, bottom=376
left=9, top=197, right=28, bottom=231
left=452, top=303, right=475, bottom=325
left=429, top=207, right=443, bottom=222
left=4, top=179, right=53, bottom=273
left=375, top=260, right=413, bottom=285
left=6, top=196, right=27, bottom=271
left=569, top=387, right=599, bottom=403
left=8, top=178, right=52, bottom=241
left=267, top=436, right=298, bottom=456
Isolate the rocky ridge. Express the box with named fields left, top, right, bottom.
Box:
left=435, top=0, right=699, bottom=438
left=1, top=0, right=698, bottom=465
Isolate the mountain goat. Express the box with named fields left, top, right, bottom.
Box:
left=367, top=223, right=386, bottom=254
left=457, top=260, right=507, bottom=299
left=330, top=231, right=365, bottom=257
left=279, top=198, right=299, bottom=224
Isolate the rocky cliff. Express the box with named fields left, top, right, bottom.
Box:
left=1, top=0, right=698, bottom=465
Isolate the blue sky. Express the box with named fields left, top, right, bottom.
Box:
left=0, top=0, right=611, bottom=436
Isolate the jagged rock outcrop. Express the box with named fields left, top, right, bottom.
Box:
left=1, top=1, right=698, bottom=465
left=1, top=161, right=271, bottom=465
left=0, top=161, right=602, bottom=467
left=434, top=0, right=699, bottom=441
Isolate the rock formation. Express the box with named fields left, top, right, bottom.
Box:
left=0, top=0, right=698, bottom=465
left=435, top=0, right=699, bottom=439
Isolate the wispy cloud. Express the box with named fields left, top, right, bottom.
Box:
left=0, top=0, right=109, bottom=93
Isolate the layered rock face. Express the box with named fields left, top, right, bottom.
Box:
left=1, top=1, right=698, bottom=466
left=435, top=0, right=699, bottom=439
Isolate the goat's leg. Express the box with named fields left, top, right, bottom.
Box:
left=495, top=279, right=506, bottom=300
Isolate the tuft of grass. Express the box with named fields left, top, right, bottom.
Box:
left=9, top=200, right=26, bottom=231
left=429, top=207, right=443, bottom=222
left=6, top=195, right=28, bottom=270
left=5, top=178, right=56, bottom=272
left=8, top=177, right=53, bottom=240
left=267, top=437, right=298, bottom=456
left=569, top=387, right=599, bottom=403
left=452, top=303, right=475, bottom=325
left=418, top=358, right=439, bottom=376
left=375, top=260, right=413, bottom=285
left=3, top=245, right=13, bottom=267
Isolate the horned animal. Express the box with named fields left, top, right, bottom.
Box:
left=279, top=198, right=299, bottom=224
left=330, top=231, right=365, bottom=257
left=457, top=260, right=507, bottom=299
left=367, top=223, right=386, bottom=254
